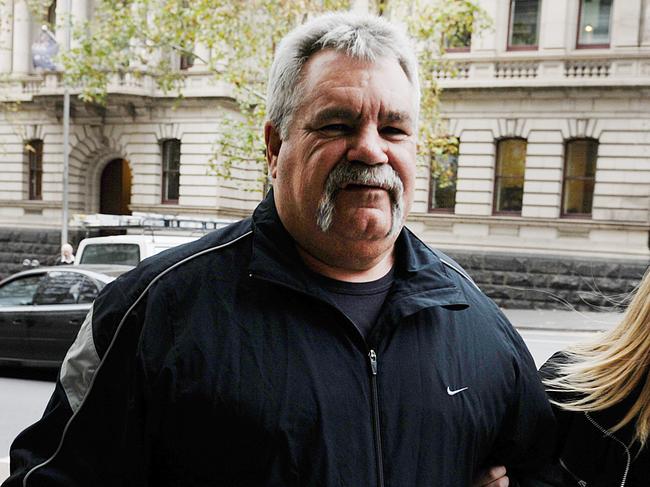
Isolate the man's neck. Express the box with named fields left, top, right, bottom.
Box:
left=296, top=244, right=395, bottom=283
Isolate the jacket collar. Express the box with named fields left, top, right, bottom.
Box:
left=248, top=190, right=469, bottom=318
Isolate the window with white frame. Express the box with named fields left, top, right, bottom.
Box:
left=161, top=138, right=181, bottom=203
left=577, top=0, right=613, bottom=48
left=26, top=139, right=43, bottom=200
left=508, top=0, right=541, bottom=50
left=562, top=139, right=598, bottom=217
left=429, top=140, right=459, bottom=212
left=493, top=138, right=527, bottom=214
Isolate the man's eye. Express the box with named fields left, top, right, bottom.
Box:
left=381, top=126, right=408, bottom=137
left=319, top=124, right=351, bottom=135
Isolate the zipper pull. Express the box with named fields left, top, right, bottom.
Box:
left=369, top=349, right=378, bottom=375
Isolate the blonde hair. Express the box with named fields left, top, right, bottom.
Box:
left=544, top=267, right=650, bottom=446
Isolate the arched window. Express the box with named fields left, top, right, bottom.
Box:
left=562, top=139, right=598, bottom=217
left=161, top=138, right=181, bottom=204
left=26, top=139, right=43, bottom=200
left=429, top=138, right=459, bottom=212
left=493, top=138, right=526, bottom=214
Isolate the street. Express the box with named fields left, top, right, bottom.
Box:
left=502, top=308, right=620, bottom=367
left=0, top=308, right=621, bottom=482
left=0, top=370, right=56, bottom=482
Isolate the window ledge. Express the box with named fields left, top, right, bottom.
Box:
left=0, top=199, right=61, bottom=209
left=407, top=212, right=649, bottom=230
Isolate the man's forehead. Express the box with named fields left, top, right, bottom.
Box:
left=299, top=52, right=414, bottom=111
left=301, top=49, right=408, bottom=85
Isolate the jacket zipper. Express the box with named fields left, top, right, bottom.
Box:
left=584, top=412, right=631, bottom=487
left=250, top=273, right=387, bottom=486
left=368, top=349, right=385, bottom=487
left=559, top=458, right=587, bottom=486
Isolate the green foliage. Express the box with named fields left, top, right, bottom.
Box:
left=384, top=0, right=490, bottom=186
left=429, top=135, right=459, bottom=188
left=3, top=0, right=491, bottom=190
left=59, top=0, right=351, bottom=187
left=392, top=0, right=490, bottom=154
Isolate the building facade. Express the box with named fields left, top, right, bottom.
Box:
left=1, top=0, right=649, bottom=308
left=425, top=0, right=650, bottom=308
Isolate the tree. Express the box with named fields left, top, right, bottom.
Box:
left=4, top=0, right=490, bottom=189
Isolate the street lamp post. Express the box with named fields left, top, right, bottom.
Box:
left=61, top=0, right=72, bottom=249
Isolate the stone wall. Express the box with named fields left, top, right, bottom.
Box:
left=0, top=229, right=83, bottom=279
left=1, top=232, right=648, bottom=312
left=445, top=249, right=650, bottom=311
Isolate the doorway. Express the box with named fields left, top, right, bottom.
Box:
left=100, top=158, right=132, bottom=215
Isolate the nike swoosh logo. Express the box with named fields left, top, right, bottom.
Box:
left=447, top=386, right=469, bottom=396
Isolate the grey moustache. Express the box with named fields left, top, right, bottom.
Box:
left=316, top=162, right=404, bottom=235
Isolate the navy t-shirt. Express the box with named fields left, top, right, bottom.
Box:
left=312, top=268, right=394, bottom=340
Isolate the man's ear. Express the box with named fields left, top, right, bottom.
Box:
left=264, top=122, right=282, bottom=179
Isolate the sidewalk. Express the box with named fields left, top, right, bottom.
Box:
left=0, top=457, right=8, bottom=483
left=502, top=308, right=622, bottom=332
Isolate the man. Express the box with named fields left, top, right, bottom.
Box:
left=4, top=13, right=553, bottom=487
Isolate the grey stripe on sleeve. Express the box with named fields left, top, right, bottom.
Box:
left=25, top=230, right=253, bottom=487
left=60, top=306, right=100, bottom=413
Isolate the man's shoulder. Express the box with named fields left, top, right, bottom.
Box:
left=96, top=218, right=254, bottom=309
left=406, top=237, right=531, bottom=358
left=402, top=228, right=480, bottom=291
left=428, top=248, right=481, bottom=292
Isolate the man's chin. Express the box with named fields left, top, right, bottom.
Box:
left=325, top=215, right=395, bottom=241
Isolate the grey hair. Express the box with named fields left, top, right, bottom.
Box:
left=266, top=12, right=420, bottom=140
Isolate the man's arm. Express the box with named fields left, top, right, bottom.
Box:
left=2, top=273, right=154, bottom=487
left=486, top=311, right=558, bottom=482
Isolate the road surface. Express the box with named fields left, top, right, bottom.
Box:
left=503, top=308, right=620, bottom=367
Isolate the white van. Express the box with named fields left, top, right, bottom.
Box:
left=74, top=234, right=198, bottom=267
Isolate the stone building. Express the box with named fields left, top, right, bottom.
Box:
left=0, top=0, right=649, bottom=308
left=426, top=0, right=650, bottom=308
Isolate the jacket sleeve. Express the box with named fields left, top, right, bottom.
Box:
left=2, top=274, right=155, bottom=487
left=486, top=311, right=558, bottom=483
left=518, top=352, right=579, bottom=487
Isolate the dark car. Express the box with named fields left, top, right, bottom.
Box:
left=0, top=265, right=131, bottom=368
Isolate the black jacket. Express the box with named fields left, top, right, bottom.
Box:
left=523, top=351, right=649, bottom=487
left=5, top=193, right=555, bottom=487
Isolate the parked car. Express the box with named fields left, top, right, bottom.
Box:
left=74, top=234, right=198, bottom=266
left=0, top=265, right=130, bottom=368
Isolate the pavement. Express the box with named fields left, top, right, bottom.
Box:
left=503, top=308, right=622, bottom=332
left=503, top=308, right=622, bottom=368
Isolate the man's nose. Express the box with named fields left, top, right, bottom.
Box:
left=346, top=126, right=389, bottom=165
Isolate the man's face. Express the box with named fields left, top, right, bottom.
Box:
left=266, top=50, right=417, bottom=271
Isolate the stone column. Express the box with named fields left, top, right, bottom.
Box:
left=351, top=0, right=369, bottom=14
left=70, top=0, right=88, bottom=49
left=611, top=0, right=642, bottom=48
left=55, top=0, right=66, bottom=48
left=472, top=0, right=498, bottom=54
left=56, top=0, right=88, bottom=50
left=0, top=0, right=13, bottom=73
left=11, top=0, right=31, bottom=74
left=539, top=0, right=568, bottom=50
left=642, top=0, right=650, bottom=46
